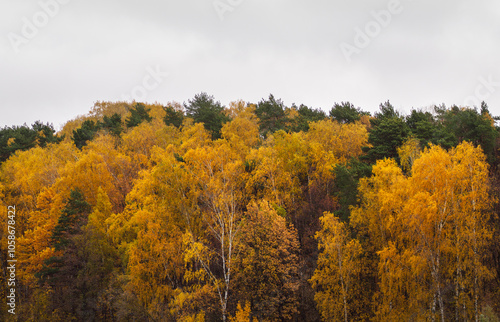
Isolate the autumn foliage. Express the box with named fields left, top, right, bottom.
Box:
left=0, top=98, right=499, bottom=321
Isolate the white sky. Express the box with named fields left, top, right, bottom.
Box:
left=1, top=0, right=500, bottom=129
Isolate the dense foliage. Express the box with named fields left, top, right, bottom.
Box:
left=0, top=97, right=499, bottom=321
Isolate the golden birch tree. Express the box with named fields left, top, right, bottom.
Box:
left=311, top=212, right=364, bottom=322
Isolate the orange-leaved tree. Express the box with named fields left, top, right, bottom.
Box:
left=233, top=200, right=300, bottom=321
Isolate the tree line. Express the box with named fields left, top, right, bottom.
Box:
left=0, top=94, right=499, bottom=321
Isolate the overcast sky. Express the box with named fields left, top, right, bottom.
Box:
left=2, top=0, right=500, bottom=129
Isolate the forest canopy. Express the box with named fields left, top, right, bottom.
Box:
left=0, top=96, right=499, bottom=321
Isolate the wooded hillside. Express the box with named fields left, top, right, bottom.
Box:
left=1, top=95, right=499, bottom=321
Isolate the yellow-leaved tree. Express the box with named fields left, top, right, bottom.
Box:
left=310, top=212, right=364, bottom=322
left=246, top=130, right=307, bottom=219
left=351, top=142, right=495, bottom=321
left=183, top=138, right=246, bottom=322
